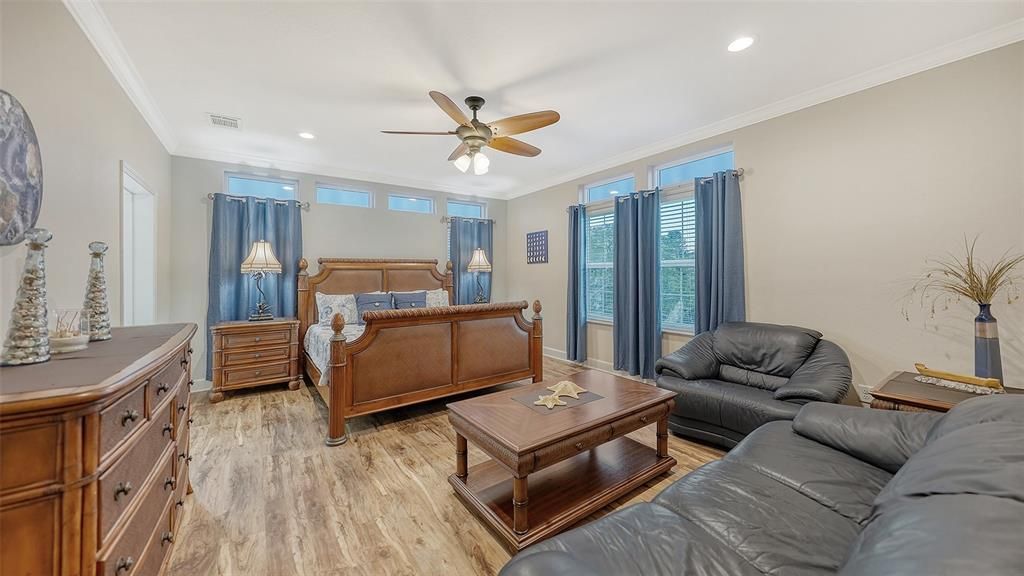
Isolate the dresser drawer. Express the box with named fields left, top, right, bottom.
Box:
left=97, top=466, right=173, bottom=576
left=0, top=420, right=61, bottom=494
left=173, top=378, right=190, bottom=432
left=171, top=458, right=188, bottom=529
left=222, top=329, right=290, bottom=350
left=222, top=362, right=289, bottom=389
left=223, top=345, right=289, bottom=367
left=100, top=385, right=147, bottom=461
left=175, top=430, right=191, bottom=477
left=532, top=424, right=614, bottom=472
left=134, top=500, right=174, bottom=576
left=98, top=410, right=175, bottom=544
left=146, top=356, right=185, bottom=416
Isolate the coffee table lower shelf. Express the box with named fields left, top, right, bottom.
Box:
left=449, top=436, right=675, bottom=553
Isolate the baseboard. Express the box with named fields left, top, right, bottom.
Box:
left=543, top=348, right=647, bottom=383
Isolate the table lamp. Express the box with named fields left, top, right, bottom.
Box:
left=467, top=248, right=492, bottom=304
left=241, top=239, right=282, bottom=321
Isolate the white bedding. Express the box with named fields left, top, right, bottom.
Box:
left=304, top=323, right=365, bottom=385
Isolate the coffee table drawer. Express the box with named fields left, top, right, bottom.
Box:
left=609, top=403, right=671, bottom=439
left=532, top=425, right=614, bottom=471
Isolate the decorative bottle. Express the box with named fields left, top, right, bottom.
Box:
left=1, top=228, right=52, bottom=365
left=83, top=241, right=112, bottom=341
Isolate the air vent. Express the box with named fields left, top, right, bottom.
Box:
left=208, top=113, right=241, bottom=129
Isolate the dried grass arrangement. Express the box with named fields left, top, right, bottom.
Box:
left=904, top=237, right=1024, bottom=319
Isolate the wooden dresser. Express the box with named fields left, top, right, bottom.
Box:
left=209, top=318, right=300, bottom=403
left=0, top=323, right=196, bottom=576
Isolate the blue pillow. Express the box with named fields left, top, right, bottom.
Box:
left=392, top=291, right=427, bottom=310
left=355, top=292, right=394, bottom=324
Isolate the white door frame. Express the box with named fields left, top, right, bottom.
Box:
left=120, top=161, right=157, bottom=326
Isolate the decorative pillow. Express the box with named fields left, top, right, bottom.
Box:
left=355, top=292, right=394, bottom=324
left=392, top=291, right=427, bottom=309
left=426, top=288, right=450, bottom=308
left=316, top=292, right=358, bottom=326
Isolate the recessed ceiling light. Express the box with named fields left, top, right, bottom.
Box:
left=298, top=132, right=315, bottom=139
left=728, top=36, right=755, bottom=52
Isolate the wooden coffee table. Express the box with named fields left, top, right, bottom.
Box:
left=446, top=369, right=676, bottom=553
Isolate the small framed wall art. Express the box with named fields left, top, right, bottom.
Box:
left=526, top=230, right=548, bottom=264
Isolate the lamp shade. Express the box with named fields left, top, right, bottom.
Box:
left=240, top=240, right=283, bottom=274
left=467, top=248, right=492, bottom=272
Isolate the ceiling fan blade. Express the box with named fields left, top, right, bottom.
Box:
left=488, top=111, right=560, bottom=137
left=381, top=130, right=456, bottom=135
left=429, top=91, right=470, bottom=126
left=448, top=141, right=470, bottom=161
left=487, top=136, right=541, bottom=157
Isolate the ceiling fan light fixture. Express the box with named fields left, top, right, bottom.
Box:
left=472, top=151, right=489, bottom=176
left=453, top=154, right=472, bottom=173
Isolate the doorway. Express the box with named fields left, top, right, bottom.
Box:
left=121, top=162, right=156, bottom=325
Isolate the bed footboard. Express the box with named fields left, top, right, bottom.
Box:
left=324, top=300, right=543, bottom=445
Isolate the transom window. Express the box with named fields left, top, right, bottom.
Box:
left=388, top=194, right=434, bottom=214
left=316, top=185, right=371, bottom=208
left=585, top=212, right=615, bottom=320
left=447, top=199, right=485, bottom=218
left=657, top=150, right=734, bottom=189
left=585, top=176, right=635, bottom=203
left=225, top=173, right=297, bottom=201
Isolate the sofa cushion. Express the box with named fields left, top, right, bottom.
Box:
left=712, top=322, right=822, bottom=378
left=658, top=376, right=800, bottom=435
left=718, top=364, right=790, bottom=391
left=654, top=458, right=860, bottom=575
left=730, top=421, right=892, bottom=524
left=501, top=503, right=762, bottom=576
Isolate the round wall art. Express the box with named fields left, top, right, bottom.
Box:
left=0, top=90, right=43, bottom=246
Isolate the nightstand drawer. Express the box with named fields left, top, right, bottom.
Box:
left=222, top=329, right=290, bottom=350
left=222, top=362, right=290, bottom=388
left=223, top=345, right=289, bottom=367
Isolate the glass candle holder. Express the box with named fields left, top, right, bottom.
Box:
left=49, top=308, right=90, bottom=354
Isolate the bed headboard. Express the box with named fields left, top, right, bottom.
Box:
left=297, top=258, right=454, bottom=337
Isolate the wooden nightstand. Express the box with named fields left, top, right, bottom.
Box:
left=871, top=370, right=1023, bottom=412
left=210, top=318, right=300, bottom=403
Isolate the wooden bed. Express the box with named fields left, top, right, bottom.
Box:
left=297, top=258, right=543, bottom=446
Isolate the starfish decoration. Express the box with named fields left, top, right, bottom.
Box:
left=547, top=380, right=588, bottom=399
left=534, top=393, right=567, bottom=409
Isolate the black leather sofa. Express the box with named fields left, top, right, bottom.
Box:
left=500, top=395, right=1024, bottom=576
left=655, top=322, right=851, bottom=448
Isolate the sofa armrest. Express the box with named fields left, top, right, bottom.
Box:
left=655, top=332, right=719, bottom=380
left=774, top=340, right=851, bottom=403
left=793, top=403, right=941, bottom=473
left=499, top=551, right=601, bottom=576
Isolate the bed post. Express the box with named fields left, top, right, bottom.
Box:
left=532, top=300, right=544, bottom=382
left=297, top=258, right=310, bottom=374
left=444, top=261, right=455, bottom=305
left=327, top=313, right=348, bottom=446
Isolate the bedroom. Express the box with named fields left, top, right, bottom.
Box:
left=1, top=1, right=1023, bottom=575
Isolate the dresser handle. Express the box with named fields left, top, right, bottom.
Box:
left=120, top=409, right=140, bottom=426
left=255, top=370, right=262, bottom=377
left=180, top=358, right=188, bottom=368
left=175, top=499, right=184, bottom=509
left=113, top=481, right=133, bottom=501
left=254, top=336, right=261, bottom=342
left=188, top=379, right=195, bottom=388
left=178, top=404, right=187, bottom=414
left=640, top=415, right=649, bottom=423
left=255, top=352, right=262, bottom=358
left=161, top=531, right=174, bottom=546
left=156, top=382, right=171, bottom=395
left=178, top=453, right=193, bottom=464
left=115, top=556, right=135, bottom=574
left=164, top=476, right=176, bottom=491
left=575, top=442, right=584, bottom=450
left=162, top=423, right=174, bottom=437
left=188, top=418, right=194, bottom=425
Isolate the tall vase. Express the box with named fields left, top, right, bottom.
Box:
left=974, top=303, right=1003, bottom=381
left=83, top=241, right=112, bottom=341
left=1, top=228, right=52, bottom=365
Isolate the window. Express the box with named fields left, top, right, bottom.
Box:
left=585, top=211, right=615, bottom=320
left=316, top=185, right=371, bottom=208
left=659, top=198, right=697, bottom=330
left=225, top=173, right=297, bottom=200
left=585, top=176, right=635, bottom=203
left=388, top=194, right=434, bottom=214
left=657, top=151, right=734, bottom=189
left=447, top=199, right=485, bottom=218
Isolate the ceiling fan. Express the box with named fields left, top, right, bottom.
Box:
left=382, top=91, right=560, bottom=175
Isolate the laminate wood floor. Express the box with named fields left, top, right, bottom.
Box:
left=168, top=359, right=723, bottom=576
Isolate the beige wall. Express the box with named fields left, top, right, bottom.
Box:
left=0, top=2, right=173, bottom=326
left=170, top=156, right=508, bottom=379
left=507, top=42, right=1024, bottom=396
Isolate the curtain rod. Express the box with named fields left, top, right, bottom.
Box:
left=565, top=168, right=745, bottom=212
left=208, top=192, right=310, bottom=209
left=440, top=216, right=495, bottom=224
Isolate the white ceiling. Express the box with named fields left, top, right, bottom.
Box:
left=81, top=1, right=1023, bottom=199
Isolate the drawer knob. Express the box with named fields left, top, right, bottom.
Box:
left=176, top=499, right=184, bottom=509
left=113, top=481, right=133, bottom=501
left=254, top=336, right=261, bottom=342
left=162, top=423, right=174, bottom=437
left=164, top=476, right=176, bottom=491
left=161, top=531, right=174, bottom=546
left=255, top=370, right=262, bottom=376
left=180, top=358, right=188, bottom=368
left=178, top=404, right=187, bottom=414
left=255, top=353, right=262, bottom=358
left=120, top=409, right=140, bottom=427
left=575, top=442, right=584, bottom=450
left=640, top=415, right=649, bottom=423
left=157, top=382, right=171, bottom=395
left=188, top=379, right=195, bottom=388
left=188, top=418, right=194, bottom=425
left=115, top=556, right=135, bottom=574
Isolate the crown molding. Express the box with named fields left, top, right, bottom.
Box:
left=173, top=145, right=512, bottom=200
left=63, top=0, right=178, bottom=153
left=504, top=18, right=1024, bottom=199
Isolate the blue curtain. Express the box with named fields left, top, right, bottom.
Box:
left=566, top=205, right=587, bottom=363
left=613, top=191, right=661, bottom=379
left=695, top=170, right=745, bottom=333
left=449, top=217, right=493, bottom=305
left=206, top=193, right=303, bottom=378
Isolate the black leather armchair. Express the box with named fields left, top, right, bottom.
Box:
left=655, top=322, right=851, bottom=448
